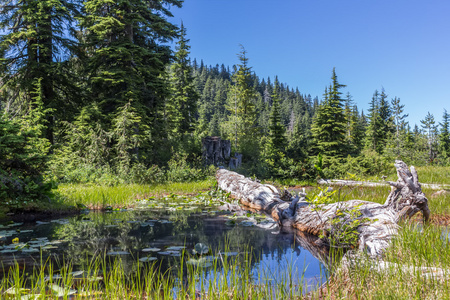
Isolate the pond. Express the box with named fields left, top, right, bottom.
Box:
left=0, top=194, right=329, bottom=297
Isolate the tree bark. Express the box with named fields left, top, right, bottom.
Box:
left=216, top=160, right=430, bottom=257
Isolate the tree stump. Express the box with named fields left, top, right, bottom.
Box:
left=201, top=136, right=231, bottom=166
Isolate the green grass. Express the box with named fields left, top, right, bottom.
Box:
left=379, top=165, right=450, bottom=185
left=310, top=223, right=450, bottom=299
left=0, top=246, right=312, bottom=299
left=56, top=178, right=215, bottom=209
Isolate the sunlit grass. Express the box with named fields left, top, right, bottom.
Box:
left=0, top=246, right=313, bottom=299
left=379, top=165, right=450, bottom=185
left=312, top=223, right=450, bottom=299
left=56, top=178, right=215, bottom=209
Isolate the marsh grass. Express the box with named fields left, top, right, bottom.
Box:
left=309, top=223, right=450, bottom=299
left=0, top=246, right=315, bottom=299
left=56, top=178, right=215, bottom=209
left=380, top=165, right=450, bottom=185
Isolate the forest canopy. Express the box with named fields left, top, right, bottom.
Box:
left=0, top=1, right=449, bottom=205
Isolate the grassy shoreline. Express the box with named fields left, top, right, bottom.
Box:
left=1, top=166, right=450, bottom=299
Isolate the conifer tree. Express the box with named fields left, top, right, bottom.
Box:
left=0, top=0, right=77, bottom=143
left=266, top=78, right=287, bottom=153
left=365, top=90, right=385, bottom=153
left=78, top=0, right=182, bottom=164
left=421, top=112, right=438, bottom=163
left=390, top=97, right=409, bottom=156
left=223, top=46, right=259, bottom=158
left=167, top=22, right=199, bottom=136
left=439, top=109, right=450, bottom=159
left=311, top=68, right=347, bottom=156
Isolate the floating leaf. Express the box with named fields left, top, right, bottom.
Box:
left=5, top=287, right=30, bottom=295
left=42, top=245, right=58, bottom=250
left=0, top=249, right=17, bottom=253
left=158, top=251, right=181, bottom=257
left=71, top=271, right=84, bottom=277
left=142, top=247, right=161, bottom=252
left=139, top=256, right=157, bottom=262
left=21, top=248, right=40, bottom=253
left=194, top=243, right=209, bottom=255
left=186, top=257, right=213, bottom=267
left=50, top=284, right=76, bottom=297
left=12, top=237, right=19, bottom=244
left=107, top=251, right=130, bottom=255
left=165, top=246, right=185, bottom=251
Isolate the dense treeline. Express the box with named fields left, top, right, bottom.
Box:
left=0, top=1, right=449, bottom=206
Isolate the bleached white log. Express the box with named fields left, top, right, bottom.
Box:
left=216, top=161, right=430, bottom=257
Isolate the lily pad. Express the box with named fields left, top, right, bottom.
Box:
left=142, top=247, right=161, bottom=252
left=107, top=251, right=130, bottom=255
left=194, top=243, right=209, bottom=255
left=21, top=248, right=40, bottom=253
left=71, top=270, right=84, bottom=277
left=158, top=251, right=181, bottom=257
left=165, top=246, right=185, bottom=251
left=186, top=257, right=213, bottom=267
left=139, top=256, right=158, bottom=262
left=50, top=284, right=77, bottom=297
left=42, top=245, right=58, bottom=250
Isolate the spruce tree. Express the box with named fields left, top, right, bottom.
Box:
left=223, top=46, right=259, bottom=158
left=439, top=109, right=450, bottom=159
left=167, top=22, right=199, bottom=137
left=0, top=0, right=77, bottom=144
left=78, top=0, right=182, bottom=164
left=390, top=97, right=409, bottom=156
left=365, top=90, right=385, bottom=153
left=311, top=68, right=347, bottom=156
left=266, top=78, right=287, bottom=153
left=420, top=112, right=438, bottom=163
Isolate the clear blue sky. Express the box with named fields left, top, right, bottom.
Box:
left=170, top=0, right=450, bottom=127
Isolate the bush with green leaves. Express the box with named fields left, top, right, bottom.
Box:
left=315, top=150, right=393, bottom=179
left=166, top=153, right=206, bottom=182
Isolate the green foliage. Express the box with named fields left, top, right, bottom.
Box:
left=166, top=152, right=206, bottom=182
left=167, top=22, right=199, bottom=136
left=421, top=111, right=439, bottom=163
left=223, top=46, right=260, bottom=158
left=438, top=109, right=450, bottom=161
left=311, top=68, right=347, bottom=156
left=311, top=183, right=371, bottom=248
left=318, top=150, right=393, bottom=179
left=0, top=112, right=52, bottom=206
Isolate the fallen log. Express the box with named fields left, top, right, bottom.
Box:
left=216, top=160, right=430, bottom=257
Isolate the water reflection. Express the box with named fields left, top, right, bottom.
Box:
left=0, top=199, right=328, bottom=291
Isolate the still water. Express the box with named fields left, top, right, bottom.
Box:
left=0, top=195, right=328, bottom=293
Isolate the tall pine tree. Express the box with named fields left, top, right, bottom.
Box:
left=167, top=22, right=199, bottom=137
left=311, top=68, right=347, bottom=156
left=223, top=46, right=259, bottom=158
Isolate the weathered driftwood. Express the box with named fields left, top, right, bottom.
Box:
left=216, top=160, right=430, bottom=257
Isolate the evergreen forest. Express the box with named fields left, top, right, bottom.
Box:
left=1, top=0, right=449, bottom=208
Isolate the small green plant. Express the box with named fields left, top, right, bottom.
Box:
left=311, top=174, right=372, bottom=249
